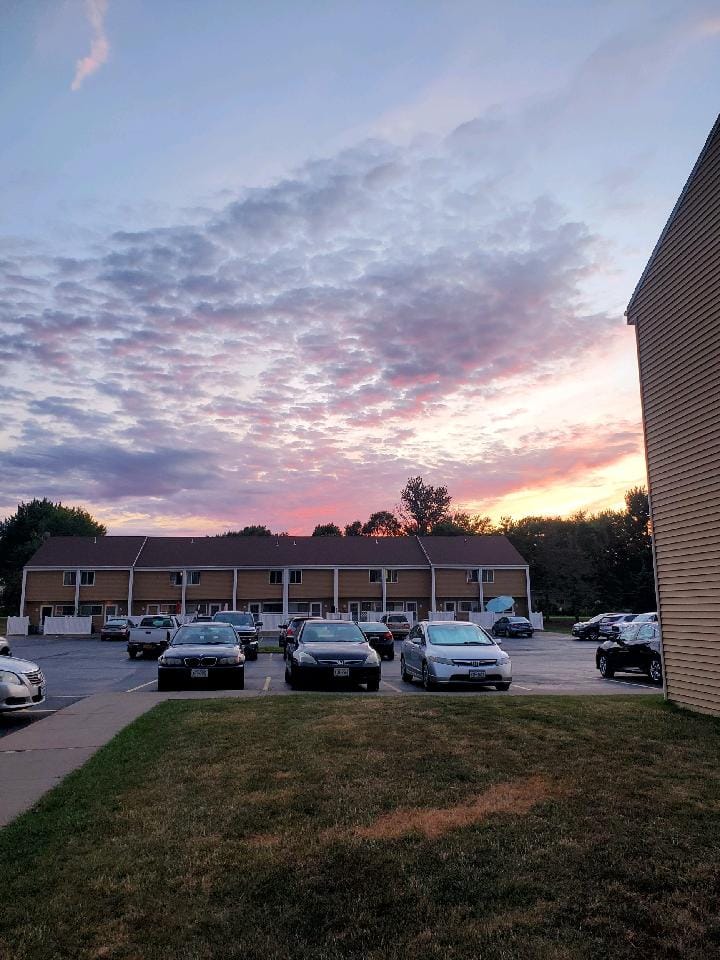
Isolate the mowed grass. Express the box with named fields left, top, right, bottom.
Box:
left=2, top=696, right=720, bottom=960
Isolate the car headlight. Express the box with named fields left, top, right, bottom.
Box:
left=498, top=653, right=511, bottom=664
left=363, top=651, right=380, bottom=666
left=296, top=651, right=317, bottom=665
left=218, top=655, right=243, bottom=665
left=0, top=670, right=21, bottom=683
left=160, top=656, right=184, bottom=665
left=427, top=656, right=452, bottom=665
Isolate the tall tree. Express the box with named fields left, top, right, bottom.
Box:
left=399, top=476, right=452, bottom=535
left=344, top=520, right=363, bottom=537
left=312, top=523, right=342, bottom=537
left=221, top=525, right=273, bottom=536
left=362, top=510, right=403, bottom=537
left=0, top=499, right=106, bottom=614
left=430, top=511, right=494, bottom=536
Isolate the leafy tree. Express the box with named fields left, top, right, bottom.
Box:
left=399, top=477, right=452, bottom=535
left=312, top=523, right=342, bottom=537
left=0, top=499, right=106, bottom=614
left=221, top=525, right=273, bottom=537
left=430, top=511, right=494, bottom=536
left=344, top=520, right=363, bottom=537
left=362, top=510, right=403, bottom=537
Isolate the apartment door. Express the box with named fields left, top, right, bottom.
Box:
left=310, top=602, right=322, bottom=617
left=348, top=602, right=360, bottom=621
left=40, top=605, right=52, bottom=625
left=209, top=603, right=222, bottom=616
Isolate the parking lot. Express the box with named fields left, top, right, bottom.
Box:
left=1, top=631, right=659, bottom=737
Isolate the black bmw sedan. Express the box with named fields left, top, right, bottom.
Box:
left=285, top=619, right=381, bottom=690
left=157, top=623, right=245, bottom=691
left=596, top=621, right=663, bottom=684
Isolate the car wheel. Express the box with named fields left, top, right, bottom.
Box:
left=128, top=649, right=137, bottom=659
left=422, top=662, right=437, bottom=691
left=400, top=655, right=413, bottom=683
left=366, top=677, right=380, bottom=692
left=495, top=682, right=511, bottom=691
left=598, top=654, right=615, bottom=678
left=649, top=658, right=663, bottom=684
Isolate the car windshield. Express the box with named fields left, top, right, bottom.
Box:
left=106, top=619, right=127, bottom=625
left=301, top=622, right=365, bottom=643
left=140, top=617, right=174, bottom=628
left=427, top=624, right=494, bottom=647
left=214, top=613, right=255, bottom=627
left=509, top=618, right=529, bottom=624
left=171, top=626, right=237, bottom=645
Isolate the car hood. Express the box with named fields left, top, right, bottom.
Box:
left=428, top=643, right=504, bottom=659
left=1, top=655, right=41, bottom=673
left=165, top=644, right=243, bottom=657
left=302, top=642, right=372, bottom=660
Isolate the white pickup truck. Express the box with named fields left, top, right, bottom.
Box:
left=127, top=615, right=181, bottom=659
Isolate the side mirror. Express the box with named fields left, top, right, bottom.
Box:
left=255, top=620, right=263, bottom=628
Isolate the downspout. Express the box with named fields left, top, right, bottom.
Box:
left=128, top=537, right=147, bottom=618
left=416, top=536, right=435, bottom=614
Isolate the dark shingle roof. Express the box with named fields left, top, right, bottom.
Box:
left=25, top=536, right=147, bottom=568
left=24, top=534, right=526, bottom=569
left=419, top=536, right=526, bottom=566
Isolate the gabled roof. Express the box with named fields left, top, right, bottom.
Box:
left=25, top=536, right=146, bottom=568
left=419, top=536, right=526, bottom=566
left=24, top=534, right=527, bottom=569
left=626, top=113, right=720, bottom=322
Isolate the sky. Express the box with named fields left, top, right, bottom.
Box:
left=1, top=0, right=719, bottom=535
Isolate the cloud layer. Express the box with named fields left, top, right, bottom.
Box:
left=71, top=0, right=109, bottom=91
left=0, top=120, right=642, bottom=532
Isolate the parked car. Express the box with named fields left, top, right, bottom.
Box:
left=572, top=613, right=622, bottom=641
left=357, top=621, right=395, bottom=660
left=0, top=655, right=45, bottom=711
left=191, top=614, right=213, bottom=622
left=492, top=616, right=534, bottom=638
left=598, top=613, right=636, bottom=638
left=284, top=619, right=381, bottom=690
left=157, top=622, right=245, bottom=691
left=380, top=613, right=411, bottom=639
left=596, top=621, right=663, bottom=683
left=0, top=637, right=11, bottom=656
left=401, top=621, right=512, bottom=691
left=610, top=611, right=658, bottom=634
left=281, top=616, right=324, bottom=655
left=100, top=617, right=136, bottom=642
left=211, top=611, right=261, bottom=660
left=127, top=615, right=182, bottom=659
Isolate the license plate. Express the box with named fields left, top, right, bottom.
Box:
left=333, top=667, right=350, bottom=677
left=190, top=668, right=209, bottom=678
left=144, top=644, right=154, bottom=650
left=469, top=669, right=486, bottom=680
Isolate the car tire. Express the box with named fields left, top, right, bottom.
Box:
left=128, top=649, right=137, bottom=659
left=422, top=662, right=437, bottom=691
left=598, top=654, right=615, bottom=678
left=495, top=682, right=511, bottom=691
left=286, top=662, right=301, bottom=689
left=366, top=677, right=380, bottom=692
left=649, top=658, right=663, bottom=684
left=400, top=656, right=412, bottom=683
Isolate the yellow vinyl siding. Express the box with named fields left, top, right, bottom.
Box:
left=77, top=570, right=130, bottom=601
left=290, top=570, right=333, bottom=600
left=132, top=571, right=183, bottom=601
left=24, top=571, right=72, bottom=601
left=185, top=570, right=233, bottom=599
left=629, top=120, right=720, bottom=715
left=386, top=570, right=431, bottom=599
left=487, top=569, right=527, bottom=597
left=236, top=570, right=283, bottom=600
left=338, top=570, right=382, bottom=599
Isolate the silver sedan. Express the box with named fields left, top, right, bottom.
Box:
left=400, top=620, right=512, bottom=691
left=0, top=654, right=46, bottom=711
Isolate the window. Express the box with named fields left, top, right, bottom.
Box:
left=369, top=569, right=382, bottom=583
left=170, top=572, right=183, bottom=586
left=459, top=601, right=479, bottom=612
left=63, top=571, right=76, bottom=586
left=385, top=569, right=398, bottom=583
left=54, top=605, right=76, bottom=615
left=289, top=569, right=302, bottom=584
left=187, top=571, right=201, bottom=585
left=362, top=600, right=383, bottom=612
left=262, top=602, right=283, bottom=613
left=269, top=570, right=283, bottom=584
left=80, top=571, right=95, bottom=586
left=482, top=570, right=494, bottom=584
left=105, top=605, right=119, bottom=618
left=466, top=569, right=479, bottom=583
left=79, top=604, right=103, bottom=616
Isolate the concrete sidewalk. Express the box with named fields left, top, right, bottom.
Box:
left=0, top=688, right=260, bottom=828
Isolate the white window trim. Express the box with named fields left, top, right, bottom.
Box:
left=289, top=569, right=302, bottom=584
left=63, top=571, right=76, bottom=586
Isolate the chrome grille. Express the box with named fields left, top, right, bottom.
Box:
left=452, top=659, right=497, bottom=667
left=316, top=658, right=364, bottom=666
left=23, top=670, right=44, bottom=685
left=183, top=656, right=217, bottom=667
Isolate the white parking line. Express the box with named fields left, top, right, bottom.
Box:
left=513, top=684, right=534, bottom=690
left=126, top=679, right=157, bottom=692
left=605, top=679, right=657, bottom=690
left=262, top=676, right=272, bottom=693
left=382, top=680, right=403, bottom=693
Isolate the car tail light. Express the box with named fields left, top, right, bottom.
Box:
left=287, top=628, right=294, bottom=637
left=385, top=631, right=393, bottom=641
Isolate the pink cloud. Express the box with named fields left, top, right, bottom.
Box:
left=71, top=0, right=109, bottom=91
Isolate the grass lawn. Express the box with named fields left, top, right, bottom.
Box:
left=2, top=695, right=720, bottom=959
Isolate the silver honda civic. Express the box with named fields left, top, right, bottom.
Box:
left=400, top=620, right=512, bottom=691
left=0, top=652, right=46, bottom=711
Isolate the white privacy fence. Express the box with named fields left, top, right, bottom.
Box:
left=6, top=617, right=29, bottom=636
left=43, top=616, right=93, bottom=635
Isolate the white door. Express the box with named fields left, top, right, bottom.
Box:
left=248, top=602, right=261, bottom=617
left=310, top=602, right=322, bottom=617
left=349, top=602, right=360, bottom=621
left=209, top=603, right=222, bottom=615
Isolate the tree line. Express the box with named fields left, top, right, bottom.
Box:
left=0, top=481, right=655, bottom=616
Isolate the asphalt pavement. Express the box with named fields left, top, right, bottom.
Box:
left=2, top=631, right=659, bottom=739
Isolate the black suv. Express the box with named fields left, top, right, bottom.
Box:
left=596, top=621, right=663, bottom=684
left=572, top=613, right=620, bottom=641
left=212, top=611, right=261, bottom=660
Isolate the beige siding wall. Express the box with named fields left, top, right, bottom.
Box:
left=133, top=571, right=183, bottom=602
left=237, top=571, right=282, bottom=601
left=290, top=570, right=333, bottom=600
left=338, top=570, right=383, bottom=599
left=186, top=571, right=233, bottom=600
left=25, top=571, right=72, bottom=602
left=78, top=570, right=130, bottom=602
left=630, top=124, right=720, bottom=715
left=386, top=570, right=431, bottom=600
left=488, top=569, right=527, bottom=597
left=435, top=568, right=527, bottom=600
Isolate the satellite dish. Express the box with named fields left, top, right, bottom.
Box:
left=486, top=595, right=514, bottom=613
